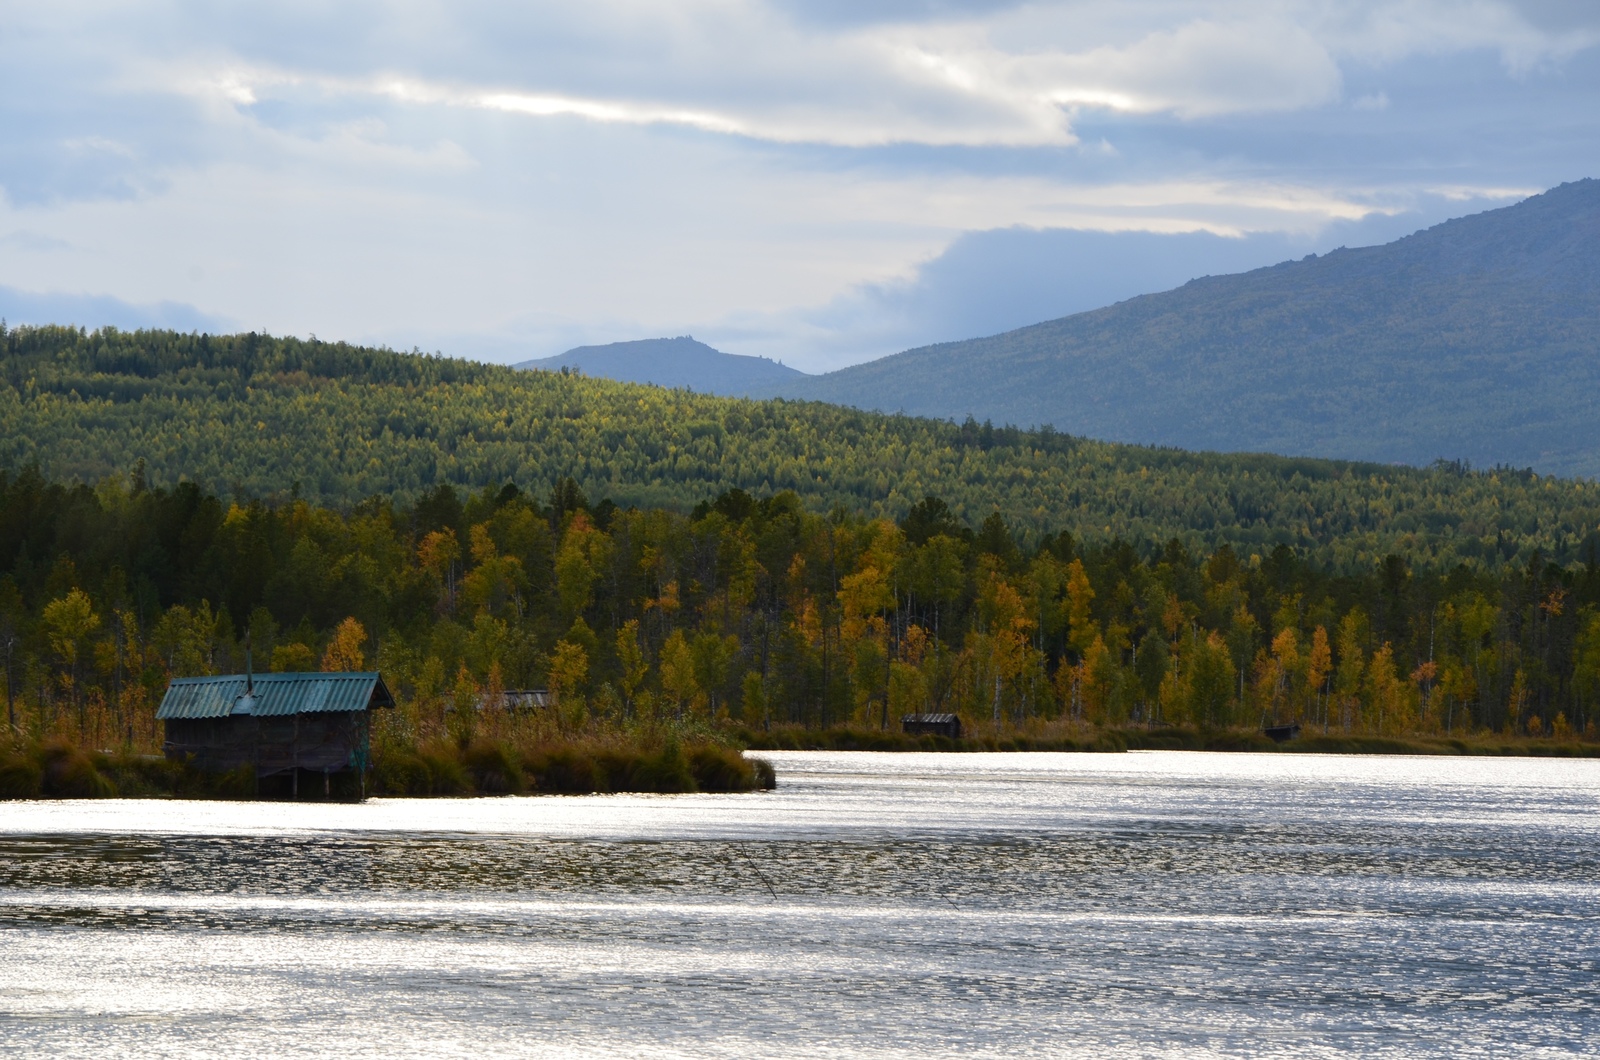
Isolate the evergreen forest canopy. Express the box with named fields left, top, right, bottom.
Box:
left=769, top=180, right=1600, bottom=476
left=7, top=323, right=1600, bottom=574
left=3, top=468, right=1599, bottom=755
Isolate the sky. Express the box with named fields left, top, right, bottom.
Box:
left=1, top=1, right=1598, bottom=373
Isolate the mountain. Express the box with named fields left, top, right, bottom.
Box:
left=519, top=336, right=805, bottom=395
left=766, top=180, right=1600, bottom=477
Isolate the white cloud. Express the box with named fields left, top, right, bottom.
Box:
left=0, top=0, right=1594, bottom=371
left=133, top=0, right=1593, bottom=148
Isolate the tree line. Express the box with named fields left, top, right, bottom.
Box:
left=4, top=466, right=1598, bottom=751
left=7, top=323, right=1600, bottom=570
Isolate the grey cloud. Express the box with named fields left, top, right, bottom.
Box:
left=1507, top=0, right=1600, bottom=33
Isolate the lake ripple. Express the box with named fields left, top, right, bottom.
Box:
left=2, top=750, right=1597, bottom=1058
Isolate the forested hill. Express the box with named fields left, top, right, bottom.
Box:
left=767, top=180, right=1600, bottom=477
left=518, top=336, right=805, bottom=395
left=6, top=323, right=1600, bottom=571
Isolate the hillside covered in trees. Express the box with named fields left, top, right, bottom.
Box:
left=768, top=180, right=1600, bottom=476
left=7, top=324, right=1600, bottom=572
left=4, top=470, right=1598, bottom=757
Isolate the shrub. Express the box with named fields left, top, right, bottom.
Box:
left=688, top=745, right=755, bottom=792
left=0, top=753, right=44, bottom=799
left=462, top=741, right=524, bottom=794
left=634, top=740, right=697, bottom=793
left=528, top=747, right=601, bottom=794
left=417, top=747, right=472, bottom=794
left=373, top=751, right=434, bottom=796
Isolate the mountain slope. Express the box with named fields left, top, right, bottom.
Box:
left=769, top=180, right=1600, bottom=476
left=7, top=324, right=1600, bottom=569
left=519, top=336, right=805, bottom=395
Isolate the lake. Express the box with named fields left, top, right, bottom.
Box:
left=2, top=750, right=1597, bottom=1057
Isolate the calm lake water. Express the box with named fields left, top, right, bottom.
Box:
left=2, top=750, right=1597, bottom=1058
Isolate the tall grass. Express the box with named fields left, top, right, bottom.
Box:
left=0, top=730, right=776, bottom=801
left=371, top=736, right=774, bottom=796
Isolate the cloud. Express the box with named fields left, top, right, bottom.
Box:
left=116, top=1, right=1596, bottom=149
left=0, top=1, right=1594, bottom=375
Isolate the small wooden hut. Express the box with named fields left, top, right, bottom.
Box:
left=901, top=713, right=963, bottom=739
left=158, top=671, right=394, bottom=798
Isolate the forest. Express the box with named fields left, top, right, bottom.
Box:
left=4, top=465, right=1599, bottom=759
left=7, top=324, right=1600, bottom=571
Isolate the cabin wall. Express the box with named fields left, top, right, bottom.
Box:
left=901, top=720, right=962, bottom=738
left=164, top=712, right=369, bottom=776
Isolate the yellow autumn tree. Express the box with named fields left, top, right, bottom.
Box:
left=43, top=589, right=100, bottom=682
left=615, top=620, right=649, bottom=717
left=271, top=642, right=317, bottom=672
left=1064, top=558, right=1097, bottom=657
left=1334, top=610, right=1367, bottom=732
left=1306, top=625, right=1332, bottom=729
left=460, top=522, right=526, bottom=616
left=320, top=617, right=367, bottom=672
left=1269, top=626, right=1300, bottom=724
left=43, top=588, right=100, bottom=721
left=659, top=629, right=701, bottom=722
left=1364, top=642, right=1412, bottom=734
left=555, top=511, right=609, bottom=621
left=548, top=638, right=590, bottom=729
left=977, top=563, right=1036, bottom=722
left=416, top=529, right=461, bottom=610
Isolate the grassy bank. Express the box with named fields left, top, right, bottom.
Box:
left=738, top=724, right=1600, bottom=758
left=1124, top=727, right=1600, bottom=757
left=739, top=726, right=1128, bottom=753
left=0, top=736, right=776, bottom=801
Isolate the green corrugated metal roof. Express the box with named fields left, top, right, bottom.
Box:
left=156, top=672, right=394, bottom=720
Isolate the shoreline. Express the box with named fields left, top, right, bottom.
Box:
left=740, top=726, right=1600, bottom=759
left=0, top=736, right=777, bottom=802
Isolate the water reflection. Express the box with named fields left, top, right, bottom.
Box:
left=2, top=751, right=1597, bottom=1057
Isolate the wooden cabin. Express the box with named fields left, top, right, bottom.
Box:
left=902, top=713, right=963, bottom=739
left=158, top=671, right=394, bottom=798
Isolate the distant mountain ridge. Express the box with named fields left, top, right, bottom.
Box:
left=519, top=336, right=804, bottom=394
left=761, top=180, right=1600, bottom=477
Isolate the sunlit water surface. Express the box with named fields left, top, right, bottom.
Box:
left=2, top=750, right=1597, bottom=1058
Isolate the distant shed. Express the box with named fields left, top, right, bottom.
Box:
left=158, top=671, right=394, bottom=797
left=902, top=713, right=963, bottom=739
left=476, top=689, right=553, bottom=712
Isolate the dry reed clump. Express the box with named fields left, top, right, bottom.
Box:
left=40, top=740, right=118, bottom=798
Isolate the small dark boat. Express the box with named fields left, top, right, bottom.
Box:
left=1263, top=723, right=1302, bottom=743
